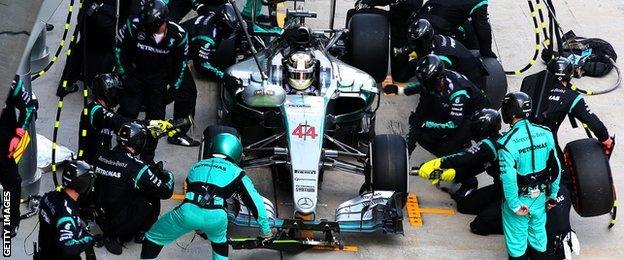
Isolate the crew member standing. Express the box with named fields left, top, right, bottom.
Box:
left=497, top=91, right=561, bottom=259
left=115, top=0, right=188, bottom=162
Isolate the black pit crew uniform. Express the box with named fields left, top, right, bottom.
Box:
left=60, top=0, right=136, bottom=88
left=0, top=76, right=37, bottom=231
left=429, top=34, right=488, bottom=89
left=388, top=0, right=423, bottom=82
left=527, top=79, right=610, bottom=259
left=37, top=191, right=96, bottom=260
left=439, top=137, right=503, bottom=235
left=405, top=70, right=489, bottom=156
left=78, top=101, right=133, bottom=164
left=93, top=146, right=174, bottom=242
left=114, top=17, right=188, bottom=161
left=418, top=0, right=495, bottom=58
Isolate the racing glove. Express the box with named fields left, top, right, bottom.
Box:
left=147, top=120, right=174, bottom=138
left=8, top=128, right=30, bottom=163
left=223, top=75, right=242, bottom=92
left=546, top=198, right=558, bottom=210
left=563, top=230, right=581, bottom=259
left=418, top=158, right=441, bottom=179
left=601, top=136, right=615, bottom=158
left=430, top=169, right=456, bottom=186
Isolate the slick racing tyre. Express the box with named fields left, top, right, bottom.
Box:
left=348, top=9, right=389, bottom=82
left=564, top=138, right=614, bottom=217
left=369, top=134, right=409, bottom=206
left=201, top=125, right=240, bottom=160
left=482, top=57, right=508, bottom=109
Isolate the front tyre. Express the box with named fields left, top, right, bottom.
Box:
left=369, top=134, right=409, bottom=206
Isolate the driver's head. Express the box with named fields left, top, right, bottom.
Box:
left=92, top=73, right=122, bottom=108
left=414, top=54, right=445, bottom=95
left=215, top=3, right=240, bottom=35
left=140, top=0, right=168, bottom=34
left=285, top=51, right=316, bottom=90
left=407, top=19, right=435, bottom=55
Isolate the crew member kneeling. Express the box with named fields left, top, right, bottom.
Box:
left=93, top=122, right=174, bottom=255
left=497, top=92, right=561, bottom=259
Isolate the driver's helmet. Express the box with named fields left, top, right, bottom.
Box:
left=216, top=3, right=240, bottom=33
left=286, top=51, right=316, bottom=90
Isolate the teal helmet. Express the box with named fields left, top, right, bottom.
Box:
left=209, top=133, right=243, bottom=163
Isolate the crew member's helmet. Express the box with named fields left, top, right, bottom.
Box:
left=501, top=91, right=532, bottom=124
left=407, top=19, right=435, bottom=55
left=62, top=160, right=96, bottom=195
left=547, top=56, right=574, bottom=82
left=285, top=51, right=316, bottom=90
left=209, top=133, right=243, bottom=163
left=140, top=0, right=168, bottom=33
left=117, top=122, right=148, bottom=154
left=216, top=3, right=240, bottom=34
left=92, top=73, right=122, bottom=108
left=470, top=108, right=502, bottom=138
left=414, top=54, right=445, bottom=95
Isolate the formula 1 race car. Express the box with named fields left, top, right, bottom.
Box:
left=199, top=0, right=408, bottom=250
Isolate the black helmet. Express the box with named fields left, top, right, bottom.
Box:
left=117, top=122, right=148, bottom=154
left=92, top=73, right=122, bottom=107
left=470, top=108, right=502, bottom=138
left=501, top=91, right=532, bottom=124
left=140, top=0, right=168, bottom=33
left=216, top=3, right=240, bottom=33
left=414, top=54, right=445, bottom=94
left=63, top=160, right=95, bottom=195
left=547, top=56, right=574, bottom=82
left=407, top=19, right=435, bottom=55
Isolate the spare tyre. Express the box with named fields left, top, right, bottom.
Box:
left=564, top=138, right=614, bottom=217
left=201, top=125, right=240, bottom=160
left=482, top=57, right=508, bottom=109
left=369, top=134, right=409, bottom=206
left=348, top=9, right=389, bottom=82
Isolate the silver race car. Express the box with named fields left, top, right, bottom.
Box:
left=199, top=0, right=407, bottom=249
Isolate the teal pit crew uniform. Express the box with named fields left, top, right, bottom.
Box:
left=142, top=155, right=270, bottom=259
left=497, top=119, right=561, bottom=257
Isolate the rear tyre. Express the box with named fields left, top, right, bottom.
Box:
left=201, top=125, right=240, bottom=160
left=564, top=138, right=614, bottom=217
left=482, top=57, right=508, bottom=109
left=369, top=134, right=409, bottom=206
left=348, top=9, right=389, bottom=82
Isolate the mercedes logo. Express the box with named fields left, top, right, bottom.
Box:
left=297, top=197, right=314, bottom=209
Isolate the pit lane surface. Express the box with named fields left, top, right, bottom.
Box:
left=12, top=0, right=624, bottom=259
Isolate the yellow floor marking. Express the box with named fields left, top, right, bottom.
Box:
left=406, top=193, right=455, bottom=227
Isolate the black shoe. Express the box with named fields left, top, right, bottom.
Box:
left=167, top=134, right=200, bottom=147
left=104, top=237, right=123, bottom=255
left=452, top=181, right=478, bottom=200
left=134, top=232, right=146, bottom=244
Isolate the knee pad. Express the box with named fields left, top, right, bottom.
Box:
left=140, top=239, right=163, bottom=259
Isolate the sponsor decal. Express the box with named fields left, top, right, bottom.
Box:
left=295, top=185, right=315, bottom=193
left=294, top=177, right=316, bottom=182
left=294, top=170, right=316, bottom=175
left=297, top=197, right=314, bottom=209
left=286, top=104, right=311, bottom=108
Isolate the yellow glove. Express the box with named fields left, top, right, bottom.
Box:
left=430, top=169, right=456, bottom=186
left=148, top=120, right=174, bottom=138
left=418, top=158, right=441, bottom=179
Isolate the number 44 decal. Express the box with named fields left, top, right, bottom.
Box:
left=292, top=123, right=318, bottom=139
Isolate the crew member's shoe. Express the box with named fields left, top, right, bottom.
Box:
left=5, top=225, right=18, bottom=238
left=168, top=134, right=200, bottom=147
left=451, top=179, right=478, bottom=200
left=104, top=237, right=123, bottom=255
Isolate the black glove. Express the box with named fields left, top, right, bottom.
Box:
left=223, top=75, right=242, bottom=91
left=92, top=234, right=105, bottom=247
left=149, top=161, right=166, bottom=176
left=56, top=80, right=80, bottom=98
left=546, top=198, right=557, bottom=210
